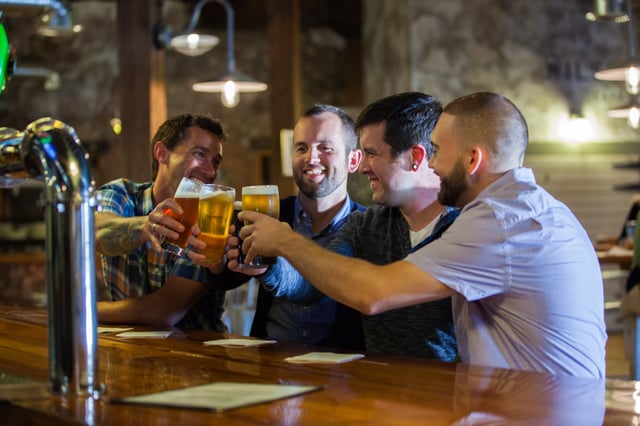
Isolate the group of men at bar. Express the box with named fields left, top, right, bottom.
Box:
left=95, top=91, right=607, bottom=380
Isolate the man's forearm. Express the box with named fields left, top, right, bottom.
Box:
left=270, top=231, right=453, bottom=315
left=95, top=212, right=144, bottom=256
left=260, top=257, right=326, bottom=304
left=97, top=299, right=181, bottom=326
left=270, top=232, right=387, bottom=314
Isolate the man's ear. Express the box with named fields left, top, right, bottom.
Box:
left=468, top=146, right=484, bottom=175
left=410, top=144, right=427, bottom=171
left=154, top=141, right=168, bottom=164
left=348, top=149, right=362, bottom=173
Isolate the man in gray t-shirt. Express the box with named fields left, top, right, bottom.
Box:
left=247, top=92, right=459, bottom=360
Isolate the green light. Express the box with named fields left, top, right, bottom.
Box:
left=0, top=19, right=11, bottom=93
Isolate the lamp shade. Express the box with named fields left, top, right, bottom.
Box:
left=169, top=33, right=219, bottom=56
left=595, top=63, right=640, bottom=94
left=608, top=100, right=640, bottom=128
left=192, top=70, right=268, bottom=93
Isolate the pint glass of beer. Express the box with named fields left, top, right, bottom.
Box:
left=197, top=184, right=236, bottom=264
left=239, top=185, right=279, bottom=267
left=162, top=177, right=203, bottom=256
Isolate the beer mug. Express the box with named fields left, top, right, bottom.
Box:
left=238, top=185, right=280, bottom=268
left=162, top=177, right=203, bottom=256
left=196, top=184, right=236, bottom=264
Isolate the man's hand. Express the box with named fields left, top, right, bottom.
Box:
left=96, top=198, right=188, bottom=255
left=237, top=210, right=294, bottom=265
left=226, top=223, right=268, bottom=275
left=146, top=198, right=186, bottom=252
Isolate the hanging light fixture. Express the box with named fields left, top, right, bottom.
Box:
left=594, top=0, right=640, bottom=94
left=0, top=0, right=82, bottom=38
left=588, top=0, right=640, bottom=128
left=608, top=98, right=640, bottom=128
left=155, top=0, right=219, bottom=56
left=189, top=0, right=268, bottom=108
left=586, top=0, right=629, bottom=23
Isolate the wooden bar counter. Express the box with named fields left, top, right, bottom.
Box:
left=0, top=302, right=634, bottom=425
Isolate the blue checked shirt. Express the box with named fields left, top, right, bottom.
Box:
left=97, top=178, right=225, bottom=331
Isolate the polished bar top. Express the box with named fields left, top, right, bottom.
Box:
left=0, top=302, right=634, bottom=424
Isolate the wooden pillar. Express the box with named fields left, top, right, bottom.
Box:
left=107, top=0, right=166, bottom=183
left=266, top=0, right=299, bottom=195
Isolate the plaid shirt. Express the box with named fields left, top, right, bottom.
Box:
left=97, top=178, right=225, bottom=331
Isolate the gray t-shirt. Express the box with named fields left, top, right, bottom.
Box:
left=262, top=204, right=459, bottom=360
left=329, top=205, right=457, bottom=359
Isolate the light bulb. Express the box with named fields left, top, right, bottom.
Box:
left=187, top=34, right=201, bottom=49
left=626, top=66, right=640, bottom=95
left=221, top=80, right=239, bottom=108
left=110, top=117, right=122, bottom=135
left=558, top=114, right=593, bottom=144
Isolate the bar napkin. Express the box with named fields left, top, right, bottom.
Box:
left=203, top=338, right=277, bottom=347
left=284, top=352, right=364, bottom=364
left=115, top=331, right=172, bottom=339
left=98, top=326, right=134, bottom=333
left=113, top=381, right=321, bottom=412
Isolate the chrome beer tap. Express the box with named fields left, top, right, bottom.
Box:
left=0, top=118, right=100, bottom=396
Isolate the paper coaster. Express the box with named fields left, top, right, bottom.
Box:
left=284, top=352, right=364, bottom=364
left=203, top=338, right=277, bottom=347
left=115, top=331, right=172, bottom=339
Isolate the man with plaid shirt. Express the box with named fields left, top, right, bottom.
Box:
left=95, top=113, right=239, bottom=331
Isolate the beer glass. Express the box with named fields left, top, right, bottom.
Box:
left=197, top=184, right=236, bottom=264
left=162, top=177, right=203, bottom=256
left=239, top=185, right=280, bottom=267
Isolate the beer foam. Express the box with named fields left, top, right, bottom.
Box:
left=175, top=192, right=199, bottom=198
left=241, top=185, right=279, bottom=196
left=174, top=178, right=202, bottom=197
left=200, top=184, right=235, bottom=200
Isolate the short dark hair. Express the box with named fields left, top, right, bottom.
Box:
left=444, top=92, right=528, bottom=164
left=150, top=113, right=225, bottom=179
left=300, top=104, right=357, bottom=152
left=355, top=92, right=442, bottom=159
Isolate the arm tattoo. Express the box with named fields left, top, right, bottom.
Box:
left=95, top=212, right=145, bottom=256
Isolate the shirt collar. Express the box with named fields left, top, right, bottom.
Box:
left=294, top=193, right=353, bottom=237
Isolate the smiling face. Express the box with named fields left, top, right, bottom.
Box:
left=358, top=121, right=413, bottom=206
left=157, top=126, right=223, bottom=197
left=292, top=112, right=352, bottom=198
left=429, top=113, right=469, bottom=208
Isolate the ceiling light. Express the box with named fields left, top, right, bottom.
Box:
left=169, top=33, right=219, bottom=56
left=156, top=0, right=220, bottom=56
left=594, top=0, right=638, bottom=94
left=0, top=0, right=81, bottom=38
left=608, top=99, right=640, bottom=129
left=586, top=0, right=629, bottom=22
left=190, top=0, right=267, bottom=108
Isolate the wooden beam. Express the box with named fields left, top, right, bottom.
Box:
left=266, top=0, right=299, bottom=195
left=106, top=0, right=166, bottom=183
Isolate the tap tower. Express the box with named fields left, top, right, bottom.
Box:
left=0, top=118, right=100, bottom=396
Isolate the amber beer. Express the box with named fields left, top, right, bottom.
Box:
left=171, top=196, right=199, bottom=247
left=162, top=177, right=203, bottom=256
left=197, top=184, right=236, bottom=264
left=240, top=185, right=279, bottom=266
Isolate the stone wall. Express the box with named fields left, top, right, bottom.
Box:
left=1, top=1, right=640, bottom=237
left=363, top=0, right=640, bottom=238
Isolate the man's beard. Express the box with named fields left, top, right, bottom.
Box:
left=295, top=168, right=346, bottom=198
left=437, top=159, right=468, bottom=207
